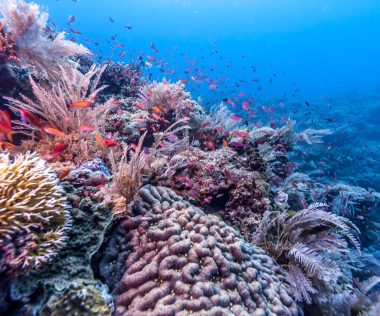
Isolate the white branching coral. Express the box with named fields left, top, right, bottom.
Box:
left=0, top=152, right=70, bottom=278
left=197, top=102, right=242, bottom=132
left=137, top=79, right=197, bottom=118
left=0, top=0, right=89, bottom=78
left=298, top=128, right=332, bottom=145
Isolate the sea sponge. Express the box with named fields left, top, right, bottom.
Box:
left=39, top=279, right=113, bottom=316
left=101, top=185, right=300, bottom=316
left=0, top=152, right=70, bottom=278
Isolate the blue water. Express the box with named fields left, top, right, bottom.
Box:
left=42, top=0, right=380, bottom=100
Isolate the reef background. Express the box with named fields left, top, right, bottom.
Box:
left=0, top=1, right=379, bottom=316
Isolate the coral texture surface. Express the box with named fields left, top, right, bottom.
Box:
left=109, top=185, right=300, bottom=316
left=0, top=152, right=69, bottom=279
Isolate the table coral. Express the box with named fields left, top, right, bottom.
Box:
left=101, top=185, right=300, bottom=316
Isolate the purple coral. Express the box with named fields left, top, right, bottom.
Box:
left=109, top=185, right=300, bottom=316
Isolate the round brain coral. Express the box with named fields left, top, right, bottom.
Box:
left=0, top=152, right=70, bottom=278
left=100, top=185, right=300, bottom=316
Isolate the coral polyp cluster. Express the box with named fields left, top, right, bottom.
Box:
left=0, top=152, right=70, bottom=279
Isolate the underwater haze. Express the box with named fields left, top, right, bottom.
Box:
left=0, top=0, right=380, bottom=315
left=40, top=0, right=380, bottom=99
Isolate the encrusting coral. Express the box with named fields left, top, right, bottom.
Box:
left=0, top=152, right=70, bottom=281
left=39, top=279, right=113, bottom=316
left=7, top=159, right=113, bottom=315
left=151, top=146, right=270, bottom=240
left=100, top=185, right=301, bottom=316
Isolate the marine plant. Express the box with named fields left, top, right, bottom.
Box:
left=0, top=152, right=70, bottom=281
left=253, top=202, right=360, bottom=304
left=105, top=132, right=147, bottom=216
left=0, top=0, right=89, bottom=78
left=4, top=63, right=117, bottom=162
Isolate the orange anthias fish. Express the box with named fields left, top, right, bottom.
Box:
left=71, top=101, right=93, bottom=108
left=207, top=141, right=215, bottom=151
left=0, top=110, right=15, bottom=142
left=43, top=126, right=65, bottom=137
left=230, top=115, right=243, bottom=122
left=79, top=125, right=94, bottom=133
left=152, top=105, right=162, bottom=113
left=201, top=121, right=211, bottom=127
left=0, top=141, right=19, bottom=152
left=53, top=143, right=68, bottom=155
left=233, top=130, right=250, bottom=139
left=95, top=134, right=118, bottom=148
left=19, top=110, right=43, bottom=128
left=103, top=139, right=117, bottom=147
left=58, top=169, right=72, bottom=180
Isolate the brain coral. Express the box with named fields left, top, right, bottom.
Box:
left=103, top=185, right=300, bottom=316
left=0, top=152, right=70, bottom=278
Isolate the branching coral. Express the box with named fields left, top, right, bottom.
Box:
left=253, top=203, right=360, bottom=304
left=99, top=61, right=145, bottom=98
left=0, top=0, right=89, bottom=78
left=0, top=152, right=70, bottom=281
left=0, top=20, right=16, bottom=62
left=250, top=120, right=331, bottom=185
left=196, top=102, right=242, bottom=132
left=131, top=80, right=198, bottom=134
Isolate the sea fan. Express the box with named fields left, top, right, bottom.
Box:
left=0, top=0, right=89, bottom=78
left=5, top=63, right=112, bottom=136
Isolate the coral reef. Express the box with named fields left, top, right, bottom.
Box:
left=5, top=63, right=118, bottom=163
left=100, top=185, right=300, bottom=316
left=5, top=159, right=113, bottom=315
left=0, top=0, right=89, bottom=78
left=40, top=279, right=113, bottom=316
left=0, top=2, right=377, bottom=314
left=151, top=147, right=270, bottom=240
left=0, top=152, right=70, bottom=283
left=253, top=203, right=360, bottom=304
left=99, top=61, right=145, bottom=99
